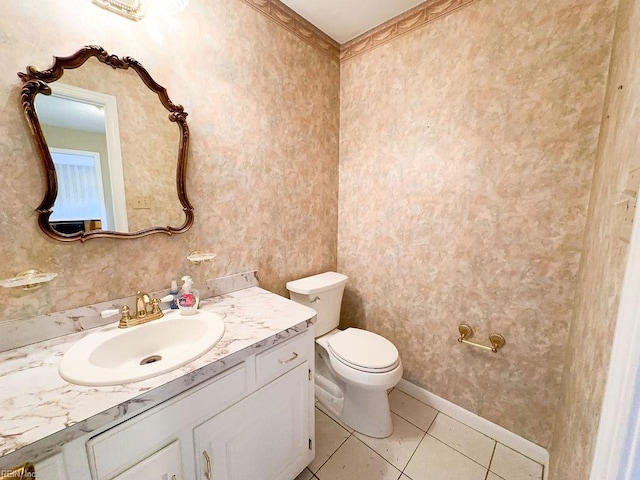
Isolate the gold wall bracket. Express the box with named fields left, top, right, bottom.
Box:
left=457, top=324, right=506, bottom=353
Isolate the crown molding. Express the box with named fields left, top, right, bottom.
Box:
left=340, top=0, right=480, bottom=62
left=237, top=0, right=479, bottom=64
left=238, top=0, right=341, bottom=62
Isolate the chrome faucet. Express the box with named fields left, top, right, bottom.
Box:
left=117, top=291, right=164, bottom=328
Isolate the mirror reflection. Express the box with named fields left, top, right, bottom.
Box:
left=19, top=46, right=193, bottom=242
left=36, top=86, right=127, bottom=233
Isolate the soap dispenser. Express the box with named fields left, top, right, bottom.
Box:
left=177, top=275, right=199, bottom=315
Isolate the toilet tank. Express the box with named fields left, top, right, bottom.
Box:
left=286, top=272, right=348, bottom=337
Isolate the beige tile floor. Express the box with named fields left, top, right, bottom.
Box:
left=295, top=389, right=544, bottom=480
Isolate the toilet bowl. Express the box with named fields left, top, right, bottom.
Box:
left=286, top=272, right=403, bottom=438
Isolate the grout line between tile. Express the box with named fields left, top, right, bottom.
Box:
left=427, top=410, right=499, bottom=470
left=316, top=390, right=543, bottom=480
left=389, top=407, right=437, bottom=434
left=398, top=429, right=427, bottom=479
left=484, top=439, right=502, bottom=480
left=494, top=441, right=545, bottom=469
left=426, top=432, right=492, bottom=473
left=434, top=411, right=497, bottom=440
left=315, top=431, right=352, bottom=475
left=486, top=441, right=498, bottom=475
left=311, top=408, right=352, bottom=475
left=349, top=434, right=403, bottom=478
left=425, top=410, right=438, bottom=431
left=388, top=388, right=429, bottom=433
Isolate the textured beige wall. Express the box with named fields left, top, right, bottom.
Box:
left=0, top=0, right=339, bottom=321
left=338, top=0, right=616, bottom=446
left=549, top=0, right=640, bottom=476
left=1, top=0, right=631, bottom=462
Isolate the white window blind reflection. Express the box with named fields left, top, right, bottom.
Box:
left=49, top=149, right=109, bottom=228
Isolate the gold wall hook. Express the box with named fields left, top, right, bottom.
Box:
left=457, top=324, right=505, bottom=353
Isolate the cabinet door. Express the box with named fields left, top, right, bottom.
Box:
left=112, top=441, right=182, bottom=480
left=87, top=364, right=246, bottom=480
left=35, top=453, right=66, bottom=479
left=195, top=363, right=311, bottom=480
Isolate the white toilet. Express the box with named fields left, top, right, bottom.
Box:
left=286, top=271, right=403, bottom=438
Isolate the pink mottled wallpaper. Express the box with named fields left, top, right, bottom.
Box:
left=550, top=0, right=640, bottom=476
left=338, top=0, right=617, bottom=446
left=1, top=0, right=633, bottom=467
left=0, top=0, right=339, bottom=321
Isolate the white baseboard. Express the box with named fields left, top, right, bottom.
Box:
left=396, top=379, right=549, bottom=479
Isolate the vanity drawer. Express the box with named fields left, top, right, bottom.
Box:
left=112, top=441, right=182, bottom=480
left=87, top=363, right=246, bottom=480
left=256, top=332, right=310, bottom=385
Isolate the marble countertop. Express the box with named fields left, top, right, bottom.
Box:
left=0, top=286, right=316, bottom=467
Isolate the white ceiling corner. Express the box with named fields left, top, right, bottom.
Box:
left=279, top=0, right=426, bottom=44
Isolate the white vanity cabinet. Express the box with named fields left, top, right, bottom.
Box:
left=61, top=328, right=315, bottom=480
left=84, top=361, right=248, bottom=480
left=195, top=332, right=314, bottom=480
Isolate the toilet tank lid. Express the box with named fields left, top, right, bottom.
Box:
left=286, top=272, right=348, bottom=295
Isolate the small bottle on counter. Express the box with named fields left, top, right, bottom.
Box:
left=169, top=279, right=179, bottom=309
left=177, top=275, right=200, bottom=315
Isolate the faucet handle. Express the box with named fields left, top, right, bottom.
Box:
left=101, top=308, right=120, bottom=318
left=150, top=298, right=163, bottom=315
left=118, top=306, right=134, bottom=328
left=101, top=306, right=134, bottom=328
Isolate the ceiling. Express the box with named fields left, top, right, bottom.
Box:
left=36, top=95, right=106, bottom=134
left=279, top=0, right=426, bottom=44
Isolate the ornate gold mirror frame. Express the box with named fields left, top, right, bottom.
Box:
left=18, top=45, right=194, bottom=242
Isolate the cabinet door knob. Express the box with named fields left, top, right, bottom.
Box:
left=278, top=352, right=299, bottom=364
left=203, top=451, right=212, bottom=480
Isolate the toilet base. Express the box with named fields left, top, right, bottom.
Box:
left=342, top=385, right=393, bottom=438
left=314, top=335, right=400, bottom=438
left=315, top=373, right=394, bottom=438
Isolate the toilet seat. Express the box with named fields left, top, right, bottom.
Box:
left=327, top=328, right=399, bottom=373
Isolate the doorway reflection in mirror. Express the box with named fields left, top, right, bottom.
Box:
left=35, top=83, right=129, bottom=233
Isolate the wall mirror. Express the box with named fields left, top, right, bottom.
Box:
left=18, top=45, right=194, bottom=242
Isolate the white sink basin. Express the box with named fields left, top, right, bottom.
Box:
left=59, top=310, right=225, bottom=386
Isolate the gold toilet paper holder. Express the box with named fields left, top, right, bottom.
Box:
left=457, top=324, right=505, bottom=353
